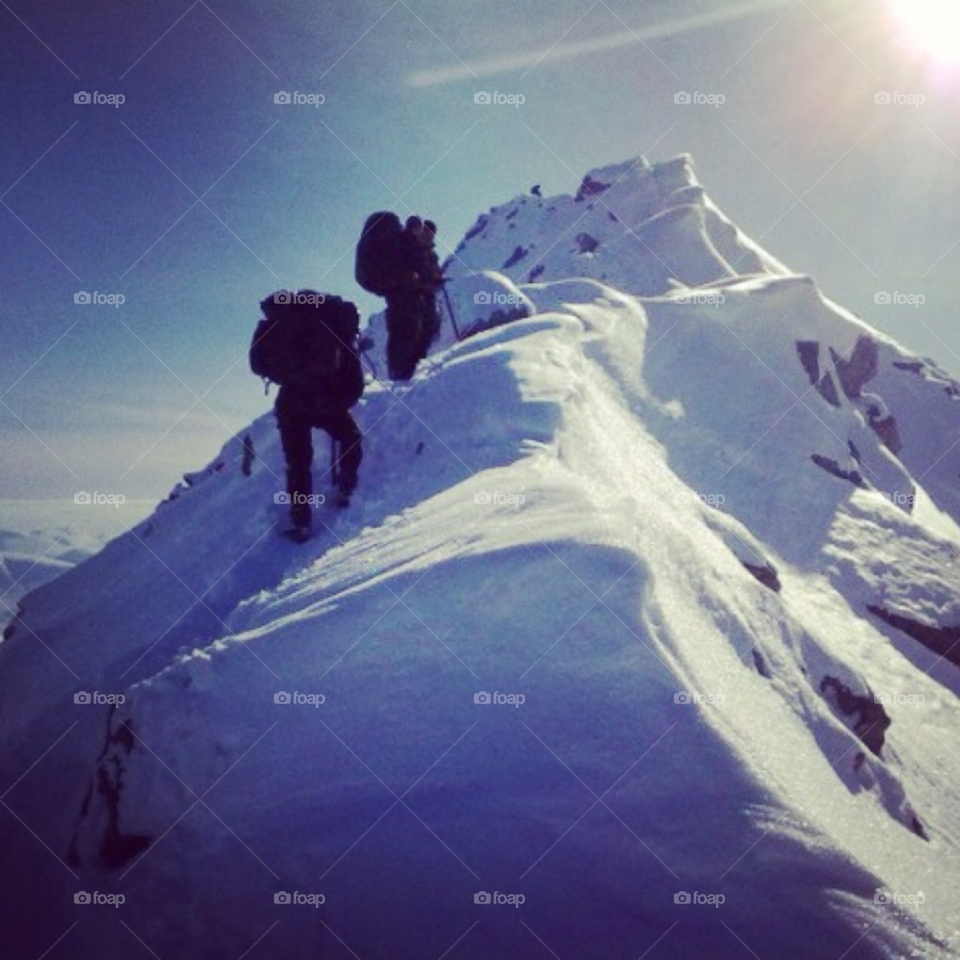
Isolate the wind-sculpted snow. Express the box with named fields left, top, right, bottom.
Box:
left=2, top=156, right=960, bottom=959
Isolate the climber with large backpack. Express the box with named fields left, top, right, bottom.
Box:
left=355, top=211, right=445, bottom=381
left=249, top=290, right=364, bottom=540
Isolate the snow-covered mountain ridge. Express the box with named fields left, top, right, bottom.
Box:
left=2, top=155, right=960, bottom=959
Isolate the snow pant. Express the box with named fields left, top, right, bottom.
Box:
left=276, top=386, right=362, bottom=527
left=385, top=286, right=440, bottom=381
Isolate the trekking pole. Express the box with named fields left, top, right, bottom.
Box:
left=441, top=284, right=460, bottom=339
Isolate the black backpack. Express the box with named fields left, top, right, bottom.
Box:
left=250, top=291, right=364, bottom=407
left=355, top=212, right=405, bottom=296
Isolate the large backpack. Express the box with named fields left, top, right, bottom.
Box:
left=355, top=212, right=405, bottom=296
left=250, top=292, right=364, bottom=407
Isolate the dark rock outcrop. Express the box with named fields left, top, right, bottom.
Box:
left=811, top=454, right=868, bottom=488
left=502, top=245, right=528, bottom=270
left=830, top=336, right=878, bottom=400
left=574, top=173, right=611, bottom=202
left=820, top=676, right=891, bottom=756
left=576, top=233, right=599, bottom=254
left=868, top=605, right=960, bottom=668
left=742, top=562, right=781, bottom=593
left=796, top=341, right=841, bottom=407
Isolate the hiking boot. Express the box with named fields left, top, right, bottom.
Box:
left=290, top=500, right=311, bottom=529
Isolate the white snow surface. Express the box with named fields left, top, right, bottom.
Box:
left=2, top=156, right=960, bottom=959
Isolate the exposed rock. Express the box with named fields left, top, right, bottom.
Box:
left=811, top=454, right=867, bottom=488
left=742, top=561, right=781, bottom=593
left=740, top=560, right=780, bottom=593
left=867, top=605, right=960, bottom=668
left=796, top=341, right=820, bottom=384
left=820, top=676, right=891, bottom=756
left=459, top=306, right=529, bottom=342
left=752, top=648, right=772, bottom=678
left=817, top=372, right=841, bottom=407
left=862, top=393, right=902, bottom=455
left=795, top=341, right=840, bottom=407
left=574, top=173, right=611, bottom=202
left=830, top=335, right=878, bottom=399
left=502, top=245, right=528, bottom=270
left=463, top=215, right=488, bottom=243
left=576, top=232, right=599, bottom=254
left=69, top=705, right=151, bottom=870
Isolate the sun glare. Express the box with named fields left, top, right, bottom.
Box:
left=888, top=0, right=960, bottom=63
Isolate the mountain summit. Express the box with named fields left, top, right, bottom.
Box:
left=3, top=155, right=960, bottom=959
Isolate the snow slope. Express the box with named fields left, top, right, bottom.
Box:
left=2, top=156, right=960, bottom=959
left=0, top=501, right=149, bottom=632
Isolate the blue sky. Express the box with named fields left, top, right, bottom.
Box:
left=1, top=0, right=959, bottom=501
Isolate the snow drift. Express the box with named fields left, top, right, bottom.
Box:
left=2, top=156, right=960, bottom=960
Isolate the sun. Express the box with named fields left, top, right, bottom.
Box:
left=887, top=0, right=960, bottom=63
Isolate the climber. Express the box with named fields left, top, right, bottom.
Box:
left=249, top=291, right=364, bottom=539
